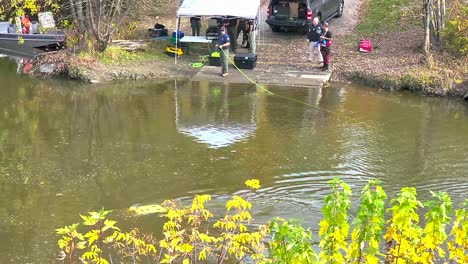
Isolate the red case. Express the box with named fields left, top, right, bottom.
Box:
left=358, top=39, right=372, bottom=53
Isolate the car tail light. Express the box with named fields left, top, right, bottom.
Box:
left=307, top=10, right=312, bottom=20
left=267, top=8, right=270, bottom=17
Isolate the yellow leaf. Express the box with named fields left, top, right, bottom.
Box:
left=245, top=179, right=261, bottom=189
left=366, top=255, right=379, bottom=264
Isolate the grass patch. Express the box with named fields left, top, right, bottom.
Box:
left=92, top=42, right=175, bottom=64
left=356, top=0, right=417, bottom=36
left=97, top=46, right=141, bottom=64
left=71, top=38, right=206, bottom=67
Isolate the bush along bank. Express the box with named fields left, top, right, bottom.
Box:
left=346, top=70, right=467, bottom=98
left=55, top=178, right=468, bottom=264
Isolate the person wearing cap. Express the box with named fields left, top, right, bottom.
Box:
left=215, top=27, right=231, bottom=77
left=319, top=22, right=332, bottom=71
left=306, top=17, right=323, bottom=65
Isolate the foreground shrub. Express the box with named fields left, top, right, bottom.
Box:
left=347, top=179, right=387, bottom=264
left=56, top=179, right=268, bottom=264
left=268, top=218, right=317, bottom=263
left=56, top=179, right=468, bottom=263
left=318, top=178, right=351, bottom=263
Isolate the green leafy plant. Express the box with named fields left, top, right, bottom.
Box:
left=384, top=187, right=423, bottom=263
left=268, top=217, right=317, bottom=264
left=56, top=208, right=156, bottom=264
left=212, top=179, right=268, bottom=263
left=442, top=4, right=468, bottom=56
left=318, top=177, right=352, bottom=263
left=79, top=208, right=121, bottom=263
left=447, top=199, right=468, bottom=263
left=417, top=191, right=452, bottom=263
left=347, top=179, right=387, bottom=264
left=55, top=179, right=467, bottom=264
left=158, top=179, right=268, bottom=264
left=56, top=223, right=86, bottom=263
left=159, top=195, right=215, bottom=264
left=112, top=228, right=158, bottom=263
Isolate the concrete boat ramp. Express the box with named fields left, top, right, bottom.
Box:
left=191, top=64, right=332, bottom=88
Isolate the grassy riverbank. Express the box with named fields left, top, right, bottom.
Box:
left=32, top=40, right=202, bottom=82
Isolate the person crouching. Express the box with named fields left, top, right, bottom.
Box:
left=215, top=27, right=230, bottom=77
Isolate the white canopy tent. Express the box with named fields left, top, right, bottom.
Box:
left=177, top=0, right=261, bottom=19
left=174, top=0, right=262, bottom=64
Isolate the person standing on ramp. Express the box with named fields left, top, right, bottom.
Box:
left=320, top=22, right=332, bottom=71
left=215, top=27, right=231, bottom=77
left=307, top=17, right=323, bottom=66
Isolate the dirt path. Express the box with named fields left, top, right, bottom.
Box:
left=331, top=0, right=361, bottom=35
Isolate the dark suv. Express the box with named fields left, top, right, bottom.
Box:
left=266, top=0, right=344, bottom=32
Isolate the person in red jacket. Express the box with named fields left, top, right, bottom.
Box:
left=319, top=22, right=333, bottom=71
left=21, top=15, right=31, bottom=34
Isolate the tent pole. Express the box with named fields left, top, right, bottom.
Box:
left=175, top=17, right=180, bottom=64
left=254, top=8, right=260, bottom=53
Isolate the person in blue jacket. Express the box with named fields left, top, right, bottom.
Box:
left=215, top=27, right=230, bottom=77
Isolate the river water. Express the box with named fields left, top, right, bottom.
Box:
left=0, top=55, right=467, bottom=263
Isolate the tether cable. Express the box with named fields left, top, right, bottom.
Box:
left=218, top=48, right=364, bottom=124
left=218, top=49, right=442, bottom=166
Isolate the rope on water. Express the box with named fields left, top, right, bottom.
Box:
left=218, top=48, right=363, bottom=124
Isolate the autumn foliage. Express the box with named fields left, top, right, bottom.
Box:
left=56, top=178, right=468, bottom=263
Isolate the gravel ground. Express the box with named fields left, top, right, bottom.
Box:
left=255, top=0, right=423, bottom=80
left=255, top=0, right=466, bottom=97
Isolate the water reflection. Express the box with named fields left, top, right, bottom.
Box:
left=175, top=81, right=257, bottom=148
left=0, top=48, right=34, bottom=74
left=0, top=64, right=467, bottom=263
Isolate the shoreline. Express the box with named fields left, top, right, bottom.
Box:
left=27, top=0, right=467, bottom=100
left=29, top=48, right=468, bottom=100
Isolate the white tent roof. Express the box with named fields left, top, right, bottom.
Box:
left=176, top=0, right=261, bottom=19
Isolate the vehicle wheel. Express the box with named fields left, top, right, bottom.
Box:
left=271, top=26, right=280, bottom=32
left=335, top=0, right=344, bottom=18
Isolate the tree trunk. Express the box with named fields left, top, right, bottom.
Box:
left=441, top=0, right=445, bottom=29
left=423, top=0, right=432, bottom=55
left=76, top=0, right=86, bottom=31
left=436, top=0, right=441, bottom=41
left=425, top=0, right=447, bottom=52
